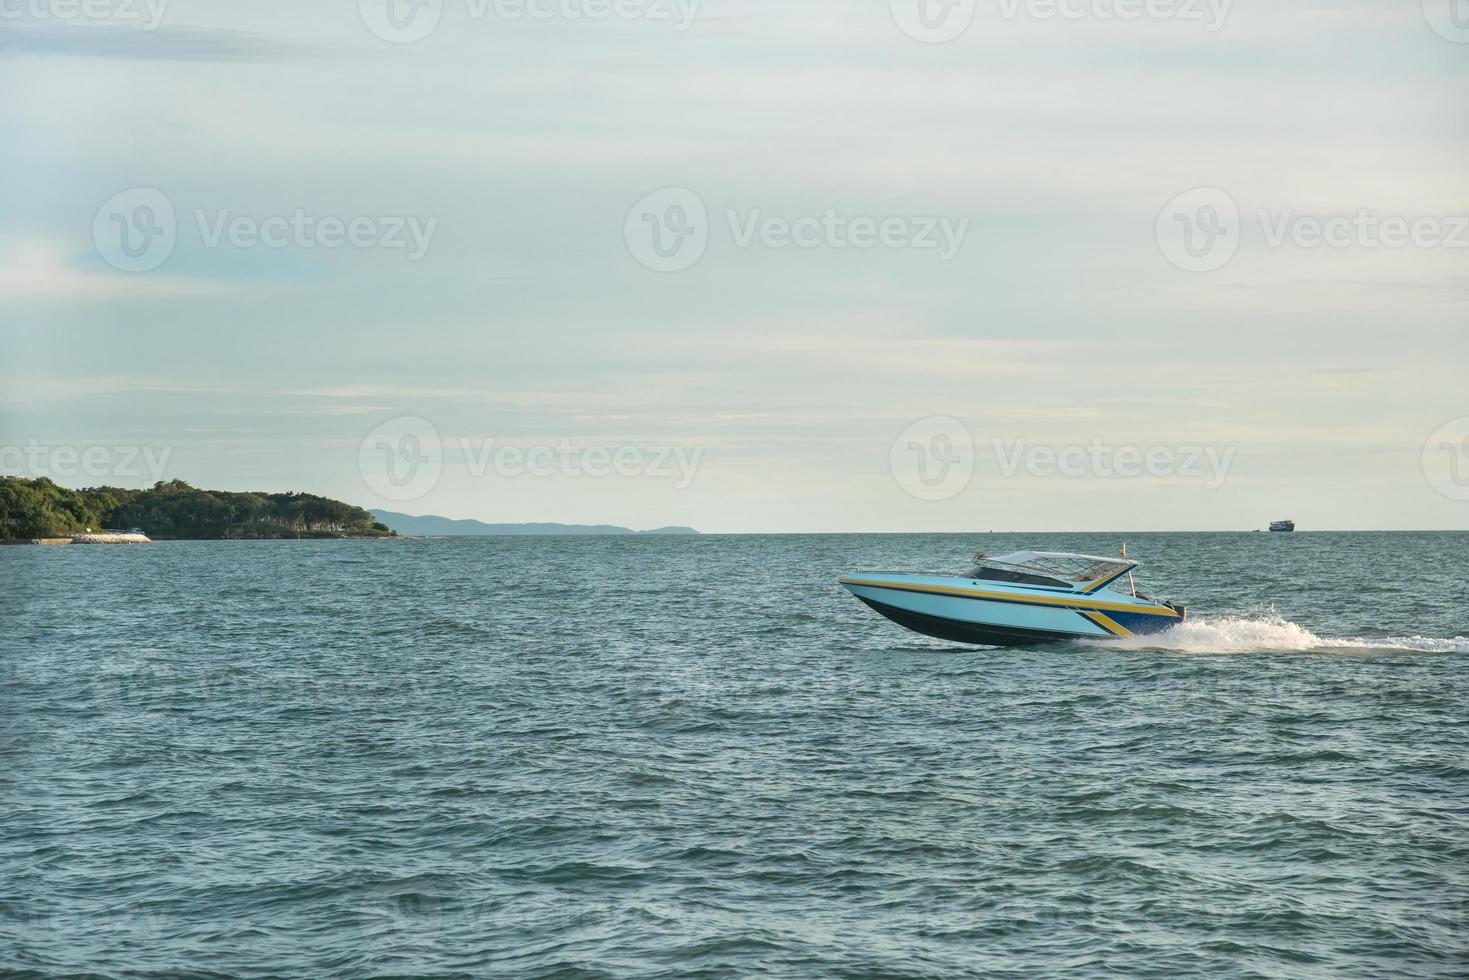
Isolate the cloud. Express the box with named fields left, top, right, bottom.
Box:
left=0, top=241, right=213, bottom=299
left=0, top=24, right=319, bottom=62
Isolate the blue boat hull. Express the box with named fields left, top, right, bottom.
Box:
left=840, top=573, right=1185, bottom=647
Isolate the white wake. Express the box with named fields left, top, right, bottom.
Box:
left=1100, top=611, right=1469, bottom=655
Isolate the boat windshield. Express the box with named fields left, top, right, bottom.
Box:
left=968, top=550, right=1135, bottom=589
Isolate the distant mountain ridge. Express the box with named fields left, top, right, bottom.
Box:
left=371, top=510, right=699, bottom=537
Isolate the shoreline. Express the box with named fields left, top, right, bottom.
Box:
left=2, top=534, right=417, bottom=546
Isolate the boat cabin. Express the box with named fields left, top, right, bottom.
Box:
left=967, top=550, right=1139, bottom=594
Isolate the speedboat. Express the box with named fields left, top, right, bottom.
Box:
left=839, top=549, right=1186, bottom=646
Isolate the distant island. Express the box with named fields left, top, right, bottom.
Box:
left=1, top=477, right=394, bottom=540
left=371, top=510, right=700, bottom=537
left=0, top=476, right=699, bottom=542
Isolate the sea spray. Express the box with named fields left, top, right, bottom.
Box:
left=1102, top=612, right=1469, bottom=656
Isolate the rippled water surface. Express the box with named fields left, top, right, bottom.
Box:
left=4, top=532, right=1467, bottom=978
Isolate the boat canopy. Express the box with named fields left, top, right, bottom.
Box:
left=979, top=550, right=1137, bottom=584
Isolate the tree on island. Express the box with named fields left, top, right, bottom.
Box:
left=0, top=476, right=393, bottom=540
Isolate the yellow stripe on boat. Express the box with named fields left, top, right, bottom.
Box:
left=837, top=577, right=1181, bottom=618
left=1081, top=565, right=1135, bottom=594
left=1081, top=611, right=1133, bottom=637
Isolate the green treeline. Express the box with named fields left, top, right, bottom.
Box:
left=0, top=477, right=394, bottom=540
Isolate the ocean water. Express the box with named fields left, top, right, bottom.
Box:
left=3, top=532, right=1467, bottom=978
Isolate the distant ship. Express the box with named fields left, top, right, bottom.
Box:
left=1269, top=520, right=1296, bottom=533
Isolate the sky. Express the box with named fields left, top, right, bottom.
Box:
left=1, top=0, right=1467, bottom=532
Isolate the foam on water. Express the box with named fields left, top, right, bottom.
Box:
left=1106, top=611, right=1469, bottom=655
left=1115, top=612, right=1325, bottom=654
left=1331, top=634, right=1469, bottom=653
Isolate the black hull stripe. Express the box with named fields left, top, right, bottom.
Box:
left=856, top=597, right=1101, bottom=647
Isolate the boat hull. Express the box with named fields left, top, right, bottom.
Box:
left=840, top=574, right=1183, bottom=647
left=853, top=594, right=1099, bottom=646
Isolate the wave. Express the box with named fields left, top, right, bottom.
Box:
left=1100, top=611, right=1469, bottom=655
